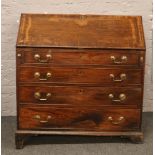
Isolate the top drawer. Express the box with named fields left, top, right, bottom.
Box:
left=17, top=48, right=144, bottom=67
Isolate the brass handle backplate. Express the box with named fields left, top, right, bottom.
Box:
left=33, top=115, right=52, bottom=123
left=34, top=92, right=51, bottom=101
left=34, top=72, right=52, bottom=81
left=110, top=73, right=126, bottom=82
left=108, top=116, right=125, bottom=125
left=110, top=55, right=127, bottom=64
left=108, top=93, right=126, bottom=102
left=34, top=54, right=52, bottom=63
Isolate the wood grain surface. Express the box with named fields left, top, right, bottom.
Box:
left=18, top=85, right=142, bottom=107
left=17, top=48, right=143, bottom=67
left=19, top=105, right=141, bottom=131
left=18, top=66, right=142, bottom=85
left=16, top=14, right=145, bottom=49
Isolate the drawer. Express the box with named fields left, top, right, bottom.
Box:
left=17, top=48, right=143, bottom=67
left=18, top=86, right=142, bottom=107
left=19, top=105, right=141, bottom=131
left=18, top=67, right=142, bottom=85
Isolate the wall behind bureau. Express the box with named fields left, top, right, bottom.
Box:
left=2, top=0, right=152, bottom=116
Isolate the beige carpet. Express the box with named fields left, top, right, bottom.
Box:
left=2, top=112, right=152, bottom=155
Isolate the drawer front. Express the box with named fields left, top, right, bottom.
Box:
left=19, top=105, right=141, bottom=131
left=18, top=48, right=142, bottom=66
left=19, top=86, right=142, bottom=107
left=18, top=67, right=142, bottom=85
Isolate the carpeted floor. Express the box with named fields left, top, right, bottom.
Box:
left=2, top=112, right=152, bottom=155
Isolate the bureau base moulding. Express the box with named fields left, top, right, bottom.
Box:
left=15, top=130, right=144, bottom=149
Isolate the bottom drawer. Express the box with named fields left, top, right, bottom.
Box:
left=18, top=105, right=141, bottom=131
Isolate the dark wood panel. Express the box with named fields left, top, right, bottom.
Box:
left=16, top=14, right=145, bottom=49
left=18, top=86, right=142, bottom=107
left=19, top=105, right=141, bottom=131
left=18, top=48, right=142, bottom=66
left=18, top=67, right=142, bottom=85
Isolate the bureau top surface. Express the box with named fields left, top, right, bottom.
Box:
left=16, top=14, right=145, bottom=50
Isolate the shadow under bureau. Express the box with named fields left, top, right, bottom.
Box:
left=15, top=14, right=145, bottom=149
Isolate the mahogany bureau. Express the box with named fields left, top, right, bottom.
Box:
left=15, top=14, right=145, bottom=149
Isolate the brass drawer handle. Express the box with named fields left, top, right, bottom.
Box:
left=110, top=55, right=127, bottom=64
left=34, top=72, right=52, bottom=81
left=33, top=115, right=52, bottom=123
left=34, top=54, right=52, bottom=63
left=108, top=93, right=126, bottom=102
left=34, top=92, right=51, bottom=101
left=109, top=73, right=126, bottom=82
left=39, top=120, right=48, bottom=123
left=108, top=116, right=125, bottom=125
